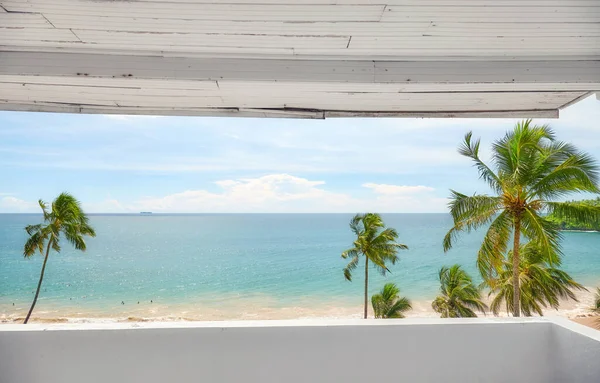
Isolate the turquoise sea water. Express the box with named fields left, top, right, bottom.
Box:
left=1, top=214, right=599, bottom=320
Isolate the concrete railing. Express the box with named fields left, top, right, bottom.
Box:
left=1, top=318, right=599, bottom=383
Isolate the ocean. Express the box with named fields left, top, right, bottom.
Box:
left=1, top=214, right=599, bottom=322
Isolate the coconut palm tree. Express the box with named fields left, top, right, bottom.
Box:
left=443, top=120, right=600, bottom=316
left=432, top=264, right=487, bottom=318
left=23, top=193, right=96, bottom=324
left=342, top=213, right=408, bottom=319
left=489, top=242, right=585, bottom=317
left=371, top=283, right=412, bottom=319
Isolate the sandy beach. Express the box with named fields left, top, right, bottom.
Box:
left=2, top=287, right=598, bottom=331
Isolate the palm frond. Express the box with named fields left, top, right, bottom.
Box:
left=448, top=191, right=501, bottom=225
left=371, top=283, right=412, bottom=319
left=23, top=230, right=47, bottom=258
left=488, top=242, right=584, bottom=316
left=349, top=214, right=364, bottom=237
left=432, top=265, right=487, bottom=318
left=343, top=214, right=407, bottom=282
left=23, top=192, right=95, bottom=257
left=476, top=211, right=512, bottom=281
left=546, top=202, right=600, bottom=228
left=386, top=297, right=412, bottom=318
left=341, top=248, right=359, bottom=259
left=459, top=132, right=502, bottom=193
left=25, top=224, right=43, bottom=236
left=492, top=120, right=555, bottom=187
left=342, top=254, right=359, bottom=282
left=520, top=209, right=562, bottom=265
left=529, top=146, right=599, bottom=199
left=38, top=200, right=51, bottom=221
left=592, top=288, right=600, bottom=313
left=443, top=192, right=501, bottom=252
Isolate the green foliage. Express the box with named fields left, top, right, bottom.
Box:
left=24, top=193, right=96, bottom=258
left=23, top=193, right=95, bottom=323
left=443, top=120, right=600, bottom=316
left=488, top=243, right=585, bottom=316
left=593, top=287, right=600, bottom=314
left=431, top=265, right=487, bottom=318
left=371, top=283, right=412, bottom=319
left=593, top=288, right=600, bottom=329
left=342, top=213, right=408, bottom=318
left=342, top=213, right=408, bottom=281
left=546, top=198, right=600, bottom=231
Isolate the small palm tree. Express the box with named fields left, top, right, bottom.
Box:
left=593, top=288, right=600, bottom=314
left=444, top=120, right=600, bottom=317
left=489, top=243, right=585, bottom=317
left=342, top=213, right=408, bottom=319
left=432, top=265, right=487, bottom=318
left=371, top=283, right=412, bottom=319
left=593, top=288, right=600, bottom=329
left=23, top=193, right=96, bottom=324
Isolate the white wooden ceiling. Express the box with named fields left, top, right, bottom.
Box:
left=0, top=0, right=598, bottom=118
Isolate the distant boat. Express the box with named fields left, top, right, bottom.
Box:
left=140, top=212, right=153, bottom=215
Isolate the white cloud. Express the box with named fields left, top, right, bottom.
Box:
left=0, top=196, right=37, bottom=212
left=362, top=183, right=434, bottom=195
left=114, top=175, right=449, bottom=213
left=131, top=174, right=354, bottom=213
left=0, top=177, right=448, bottom=214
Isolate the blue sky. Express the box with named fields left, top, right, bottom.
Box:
left=1, top=95, right=598, bottom=213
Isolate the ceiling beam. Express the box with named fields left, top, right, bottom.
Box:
left=2, top=51, right=599, bottom=86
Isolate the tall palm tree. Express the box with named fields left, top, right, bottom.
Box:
left=489, top=242, right=585, bottom=316
left=371, top=283, right=412, bottom=319
left=444, top=120, right=600, bottom=316
left=23, top=193, right=96, bottom=324
left=342, top=213, right=408, bottom=319
left=432, top=264, right=487, bottom=318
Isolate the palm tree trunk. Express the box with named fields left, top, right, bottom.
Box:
left=512, top=219, right=521, bottom=317
left=364, top=257, right=369, bottom=319
left=24, top=239, right=52, bottom=324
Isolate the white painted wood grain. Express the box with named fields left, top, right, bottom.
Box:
left=2, top=76, right=598, bottom=94
left=0, top=79, right=585, bottom=111
left=0, top=53, right=376, bottom=82
left=381, top=6, right=600, bottom=22
left=0, top=13, right=53, bottom=28
left=0, top=28, right=79, bottom=42
left=373, top=60, right=600, bottom=83
left=37, top=16, right=600, bottom=37
left=6, top=0, right=599, bottom=6
left=2, top=52, right=598, bottom=84
left=0, top=101, right=560, bottom=119
left=0, top=2, right=386, bottom=22
left=0, top=0, right=596, bottom=119
left=0, top=76, right=220, bottom=91
left=350, top=37, right=600, bottom=50
left=71, top=30, right=350, bottom=49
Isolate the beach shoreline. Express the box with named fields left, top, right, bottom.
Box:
left=2, top=288, right=598, bottom=330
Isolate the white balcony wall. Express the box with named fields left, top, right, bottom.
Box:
left=1, top=318, right=599, bottom=383
left=551, top=320, right=600, bottom=382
